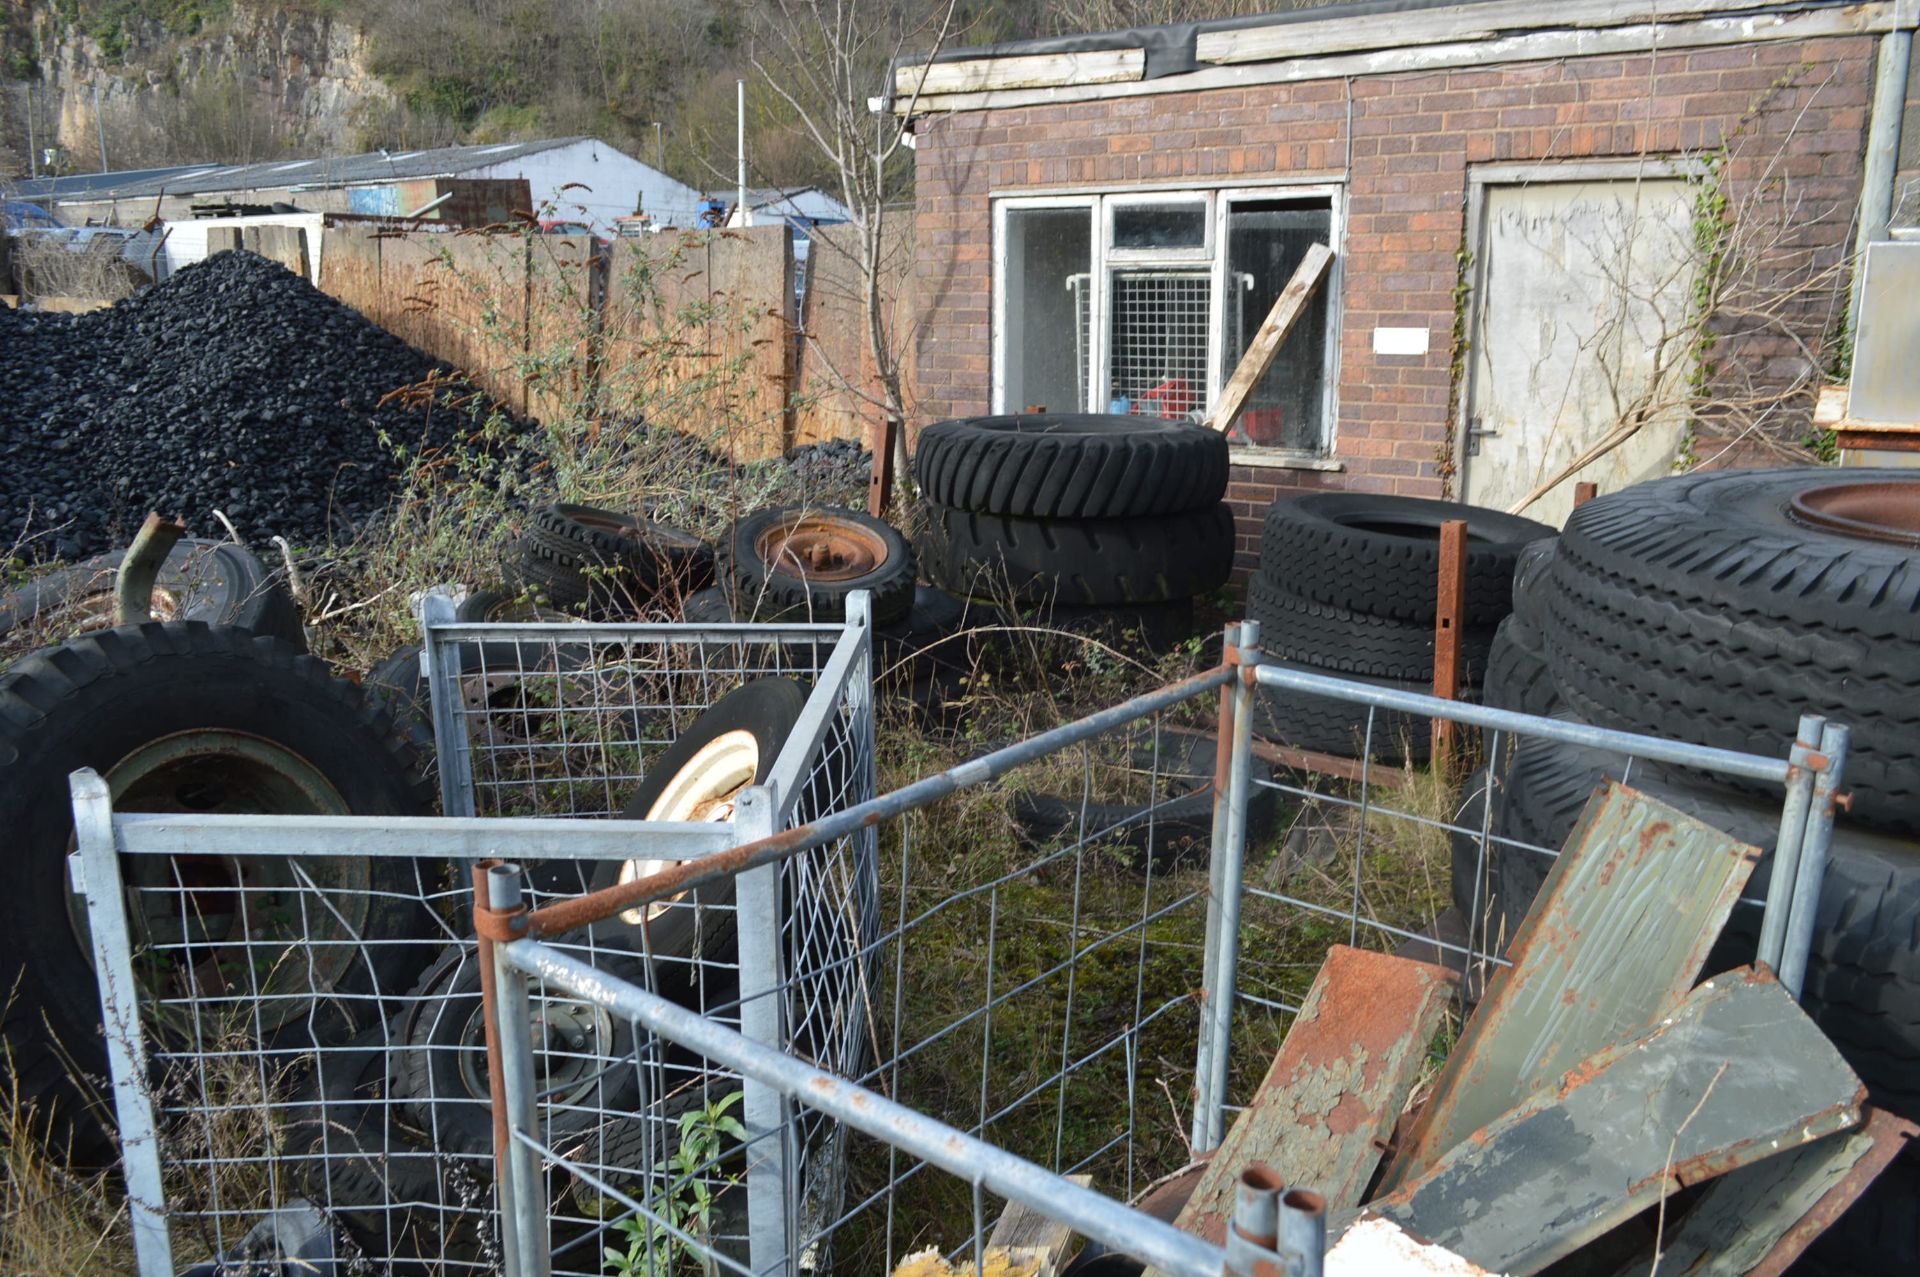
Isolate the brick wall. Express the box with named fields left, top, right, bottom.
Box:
left=912, top=37, right=1873, bottom=576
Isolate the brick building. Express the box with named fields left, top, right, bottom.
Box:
left=894, top=0, right=1917, bottom=566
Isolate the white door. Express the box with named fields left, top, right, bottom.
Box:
left=1464, top=178, right=1698, bottom=527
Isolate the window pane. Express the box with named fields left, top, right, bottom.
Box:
left=1108, top=270, right=1211, bottom=419
left=1222, top=200, right=1333, bottom=451
left=1113, top=203, right=1207, bottom=250
left=1004, top=207, right=1093, bottom=413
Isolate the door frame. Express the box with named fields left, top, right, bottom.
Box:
left=1453, top=158, right=1707, bottom=502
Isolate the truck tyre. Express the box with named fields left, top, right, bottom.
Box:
left=1540, top=469, right=1920, bottom=828
left=1247, top=572, right=1495, bottom=682
left=914, top=413, right=1228, bottom=519
left=1259, top=493, right=1553, bottom=625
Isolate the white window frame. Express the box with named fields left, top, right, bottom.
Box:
left=992, top=182, right=1345, bottom=464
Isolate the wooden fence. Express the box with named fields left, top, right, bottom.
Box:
left=316, top=220, right=908, bottom=462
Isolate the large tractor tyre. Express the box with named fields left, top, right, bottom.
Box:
left=587, top=679, right=811, bottom=963
left=1251, top=658, right=1456, bottom=767
left=509, top=503, right=714, bottom=617
left=1540, top=469, right=1920, bottom=828
left=0, top=623, right=438, bottom=1162
left=1508, top=536, right=1558, bottom=631
left=1471, top=725, right=1920, bottom=1121
left=1247, top=572, right=1495, bottom=682
left=1259, top=493, right=1554, bottom=625
left=920, top=503, right=1235, bottom=607
left=914, top=413, right=1229, bottom=520
left=0, top=538, right=305, bottom=651
left=718, top=506, right=915, bottom=625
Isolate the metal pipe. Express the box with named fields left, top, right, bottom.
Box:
left=113, top=512, right=185, bottom=625
left=1225, top=1164, right=1283, bottom=1276
left=526, top=663, right=1235, bottom=938
left=1198, top=622, right=1260, bottom=1154
left=487, top=864, right=551, bottom=1277
left=92, top=79, right=108, bottom=173
left=1850, top=24, right=1914, bottom=334
left=737, top=79, right=748, bottom=227
left=109, top=810, right=737, bottom=861
left=731, top=786, right=795, bottom=1274
left=1280, top=1188, right=1327, bottom=1277
left=1779, top=723, right=1850, bottom=1000
left=1755, top=714, right=1824, bottom=973
left=1251, top=664, right=1791, bottom=784
left=419, top=592, right=479, bottom=820
left=507, top=940, right=1231, bottom=1277
left=1193, top=622, right=1244, bottom=1153
left=761, top=589, right=870, bottom=823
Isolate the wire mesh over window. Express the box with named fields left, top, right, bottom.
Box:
left=1107, top=269, right=1212, bottom=419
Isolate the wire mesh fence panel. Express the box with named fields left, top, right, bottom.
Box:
left=1108, top=270, right=1211, bottom=417
left=71, top=609, right=877, bottom=1277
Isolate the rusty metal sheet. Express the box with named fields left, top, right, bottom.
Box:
left=1147, top=945, right=1456, bottom=1277
left=1383, top=782, right=1758, bottom=1190
left=1628, top=1106, right=1918, bottom=1277
left=1352, top=969, right=1865, bottom=1276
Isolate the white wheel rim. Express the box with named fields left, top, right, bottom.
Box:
left=618, top=728, right=760, bottom=926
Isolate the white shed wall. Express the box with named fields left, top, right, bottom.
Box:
left=467, top=140, right=705, bottom=232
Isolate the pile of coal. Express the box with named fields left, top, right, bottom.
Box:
left=0, top=252, right=486, bottom=559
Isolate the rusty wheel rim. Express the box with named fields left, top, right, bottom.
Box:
left=1787, top=480, right=1920, bottom=547
left=753, top=515, right=887, bottom=582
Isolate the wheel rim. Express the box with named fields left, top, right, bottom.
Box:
left=752, top=516, right=888, bottom=583
left=454, top=990, right=618, bottom=1109
left=617, top=728, right=760, bottom=927
left=66, top=730, right=363, bottom=1035
left=1787, top=480, right=1920, bottom=546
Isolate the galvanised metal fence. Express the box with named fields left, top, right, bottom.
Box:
left=71, top=608, right=1844, bottom=1277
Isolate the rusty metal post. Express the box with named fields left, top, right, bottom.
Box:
left=114, top=512, right=186, bottom=625
left=1429, top=519, right=1468, bottom=762
left=1573, top=481, right=1599, bottom=506
left=1193, top=620, right=1260, bottom=1155
left=868, top=414, right=899, bottom=518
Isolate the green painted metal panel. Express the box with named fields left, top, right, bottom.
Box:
left=1385, top=782, right=1759, bottom=1189
left=1359, top=970, right=1865, bottom=1276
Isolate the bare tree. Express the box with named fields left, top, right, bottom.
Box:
left=751, top=0, right=959, bottom=492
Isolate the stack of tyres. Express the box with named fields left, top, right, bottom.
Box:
left=1463, top=469, right=1920, bottom=1268
left=1251, top=492, right=1553, bottom=763
left=914, top=414, right=1235, bottom=649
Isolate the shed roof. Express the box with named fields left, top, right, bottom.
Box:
left=888, top=0, right=1885, bottom=115
left=7, top=138, right=590, bottom=205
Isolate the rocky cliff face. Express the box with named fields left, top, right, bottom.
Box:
left=10, top=1, right=395, bottom=171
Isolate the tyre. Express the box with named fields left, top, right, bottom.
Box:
left=920, top=502, right=1235, bottom=606
left=285, top=1030, right=492, bottom=1270
left=1252, top=658, right=1452, bottom=766
left=455, top=585, right=577, bottom=625
left=913, top=413, right=1229, bottom=519
left=509, top=503, right=714, bottom=617
left=1247, top=573, right=1495, bottom=682
left=1471, top=724, right=1920, bottom=1120
left=1482, top=614, right=1558, bottom=719
left=682, top=587, right=737, bottom=624
left=1541, top=468, right=1920, bottom=828
left=1259, top=493, right=1554, bottom=625
left=718, top=506, right=915, bottom=624
left=587, top=679, right=810, bottom=961
left=0, top=538, right=305, bottom=652
left=0, top=623, right=439, bottom=1161
left=1011, top=731, right=1279, bottom=873
left=393, top=944, right=647, bottom=1156
left=1509, top=536, right=1557, bottom=631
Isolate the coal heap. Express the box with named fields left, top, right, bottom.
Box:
left=0, top=251, right=482, bottom=559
